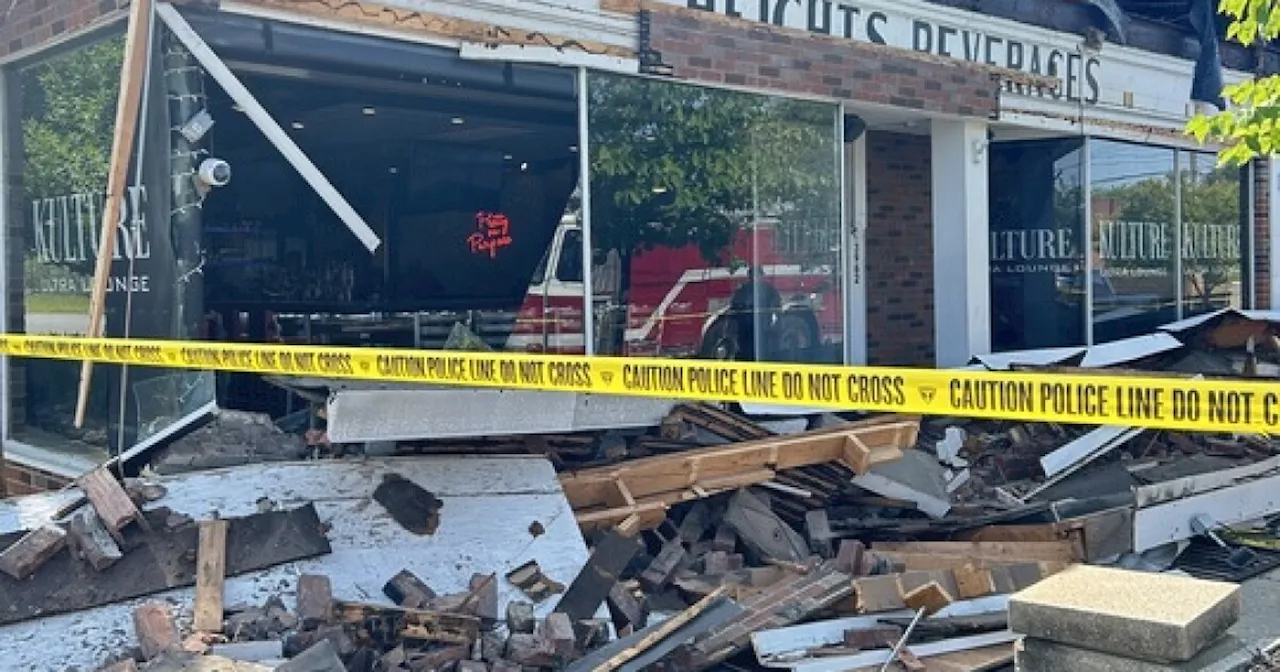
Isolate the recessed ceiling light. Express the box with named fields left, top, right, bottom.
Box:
left=291, top=121, right=305, bottom=130
left=569, top=145, right=578, bottom=152
left=451, top=117, right=465, bottom=125
left=362, top=107, right=377, bottom=116
left=503, top=154, right=513, bottom=161
left=652, top=186, right=668, bottom=194
left=388, top=167, right=399, bottom=174
left=520, top=162, right=529, bottom=171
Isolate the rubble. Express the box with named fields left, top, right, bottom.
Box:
left=4, top=310, right=1280, bottom=670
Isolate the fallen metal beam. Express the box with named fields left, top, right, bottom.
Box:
left=154, top=3, right=381, bottom=253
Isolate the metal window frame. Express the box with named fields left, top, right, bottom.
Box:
left=1083, top=136, right=1094, bottom=346
left=577, top=67, right=595, bottom=356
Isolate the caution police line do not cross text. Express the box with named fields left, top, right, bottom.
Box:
left=2, top=334, right=1276, bottom=435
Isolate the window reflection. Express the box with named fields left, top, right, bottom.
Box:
left=585, top=72, right=844, bottom=364
left=989, top=139, right=1086, bottom=350
left=1089, top=140, right=1179, bottom=344
left=1180, top=152, right=1244, bottom=317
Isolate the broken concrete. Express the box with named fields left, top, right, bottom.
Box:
left=148, top=410, right=308, bottom=475
left=1009, top=565, right=1241, bottom=662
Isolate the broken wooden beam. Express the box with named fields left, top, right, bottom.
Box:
left=0, top=525, right=68, bottom=580
left=555, top=525, right=644, bottom=622
left=333, top=601, right=480, bottom=645
left=192, top=519, right=228, bottom=632
left=562, top=416, right=919, bottom=531
left=506, top=561, right=565, bottom=603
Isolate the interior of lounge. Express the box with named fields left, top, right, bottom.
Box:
left=184, top=15, right=582, bottom=412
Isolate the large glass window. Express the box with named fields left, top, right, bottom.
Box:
left=1180, top=151, right=1245, bottom=317
left=8, top=29, right=216, bottom=460
left=990, top=138, right=1249, bottom=350
left=989, top=138, right=1086, bottom=351
left=1089, top=140, right=1179, bottom=342
left=585, top=72, right=844, bottom=364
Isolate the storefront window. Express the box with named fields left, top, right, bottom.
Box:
left=11, top=36, right=124, bottom=458
left=9, top=30, right=216, bottom=459
left=1179, top=151, right=1244, bottom=317
left=989, top=138, right=1086, bottom=351
left=1089, top=140, right=1179, bottom=344
left=585, top=72, right=844, bottom=363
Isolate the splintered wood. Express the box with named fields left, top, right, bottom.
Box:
left=333, top=601, right=480, bottom=645
left=193, top=519, right=229, bottom=632
left=561, top=415, right=919, bottom=531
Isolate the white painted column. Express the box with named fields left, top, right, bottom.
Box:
left=1270, top=157, right=1280, bottom=309
left=845, top=134, right=868, bottom=365
left=931, top=119, right=991, bottom=367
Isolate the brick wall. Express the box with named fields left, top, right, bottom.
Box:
left=644, top=6, right=1001, bottom=118
left=0, top=0, right=121, bottom=59
left=1254, top=158, right=1271, bottom=309
left=2, top=459, right=71, bottom=497
left=865, top=131, right=934, bottom=366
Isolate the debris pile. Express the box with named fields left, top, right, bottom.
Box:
left=5, top=309, right=1280, bottom=670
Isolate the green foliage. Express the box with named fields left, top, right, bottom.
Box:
left=1186, top=0, right=1280, bottom=164
left=19, top=36, right=123, bottom=279
left=21, top=36, right=125, bottom=200
left=587, top=72, right=839, bottom=266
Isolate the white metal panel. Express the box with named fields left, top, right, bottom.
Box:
left=1133, top=470, right=1280, bottom=552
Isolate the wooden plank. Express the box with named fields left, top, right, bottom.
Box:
left=0, top=504, right=331, bottom=627
left=554, top=526, right=644, bottom=622
left=872, top=541, right=1079, bottom=563
left=596, top=586, right=730, bottom=672
left=192, top=519, right=228, bottom=632
left=0, top=525, right=67, bottom=580
left=78, top=468, right=146, bottom=543
left=333, top=601, right=480, bottom=645
left=74, top=0, right=153, bottom=427
left=876, top=551, right=1055, bottom=572
left=560, top=416, right=919, bottom=509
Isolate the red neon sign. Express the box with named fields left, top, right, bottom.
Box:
left=468, top=211, right=513, bottom=259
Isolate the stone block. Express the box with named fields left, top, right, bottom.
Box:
left=1015, top=634, right=1258, bottom=672
left=1008, top=565, right=1240, bottom=663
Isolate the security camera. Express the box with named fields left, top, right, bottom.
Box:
left=197, top=158, right=231, bottom=188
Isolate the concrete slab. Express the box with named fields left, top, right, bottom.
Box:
left=0, top=456, right=593, bottom=672
left=1008, top=565, right=1241, bottom=662
left=1014, top=635, right=1259, bottom=672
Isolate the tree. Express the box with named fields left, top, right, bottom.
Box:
left=21, top=35, right=125, bottom=289
left=1186, top=0, right=1280, bottom=164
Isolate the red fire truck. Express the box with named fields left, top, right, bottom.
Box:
left=506, top=216, right=844, bottom=362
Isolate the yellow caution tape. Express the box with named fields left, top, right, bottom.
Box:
left=1, top=333, right=1278, bottom=435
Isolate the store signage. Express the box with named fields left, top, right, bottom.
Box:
left=675, top=0, right=1102, bottom=104
left=28, top=185, right=154, bottom=295
left=989, top=222, right=1240, bottom=276
left=468, top=211, right=514, bottom=258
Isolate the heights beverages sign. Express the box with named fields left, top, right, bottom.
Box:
left=671, top=0, right=1102, bottom=105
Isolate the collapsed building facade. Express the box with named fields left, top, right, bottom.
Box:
left=0, top=0, right=1278, bottom=488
